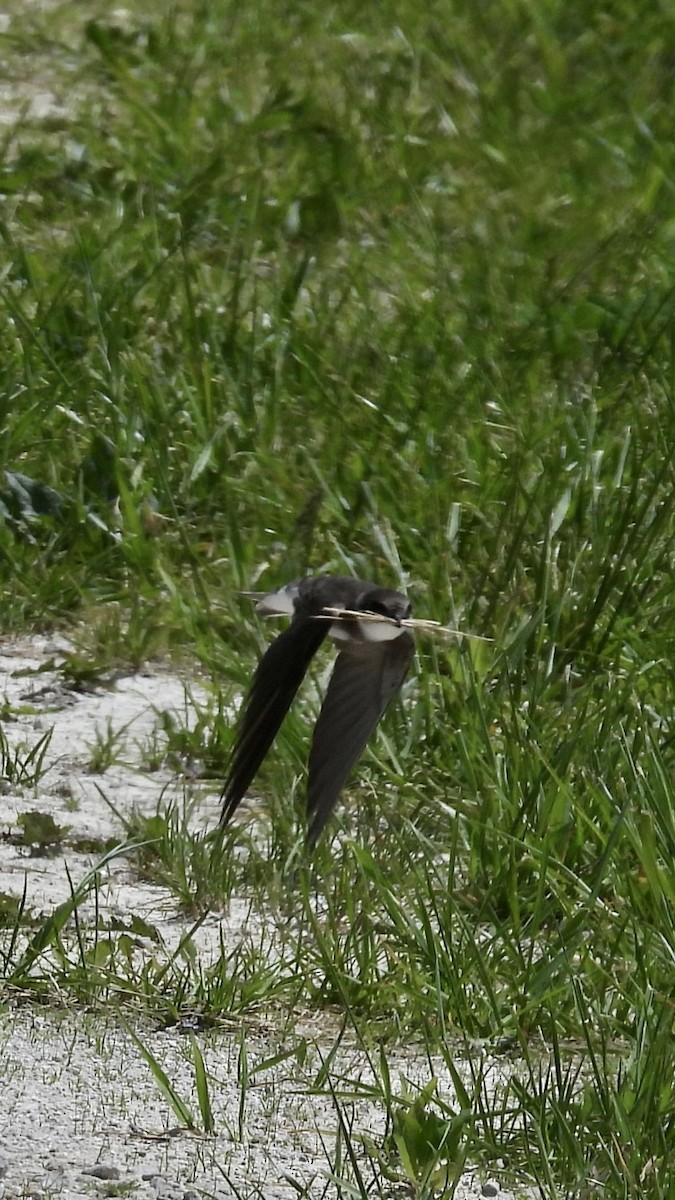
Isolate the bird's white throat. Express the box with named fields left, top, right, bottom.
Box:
left=329, top=618, right=404, bottom=643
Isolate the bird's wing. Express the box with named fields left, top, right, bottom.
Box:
left=220, top=617, right=328, bottom=827
left=306, top=631, right=414, bottom=846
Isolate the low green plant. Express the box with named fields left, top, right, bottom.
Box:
left=381, top=1077, right=468, bottom=1195
left=14, top=809, right=68, bottom=855
left=86, top=718, right=128, bottom=773
left=0, top=727, right=53, bottom=788
left=122, top=1019, right=215, bottom=1136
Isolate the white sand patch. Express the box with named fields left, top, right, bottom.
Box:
left=0, top=635, right=218, bottom=916
left=0, top=1006, right=527, bottom=1200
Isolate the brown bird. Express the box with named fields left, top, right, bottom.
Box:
left=220, top=575, right=414, bottom=846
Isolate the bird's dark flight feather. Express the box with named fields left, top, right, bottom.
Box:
left=306, top=632, right=414, bottom=846
left=220, top=617, right=328, bottom=826
left=219, top=574, right=413, bottom=843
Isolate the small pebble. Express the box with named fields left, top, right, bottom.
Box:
left=481, top=1183, right=500, bottom=1197
left=82, top=1164, right=121, bottom=1180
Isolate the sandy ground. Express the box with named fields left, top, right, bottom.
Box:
left=0, top=636, right=533, bottom=1200
left=0, top=0, right=87, bottom=132
left=0, top=1006, right=516, bottom=1200
left=0, top=634, right=219, bottom=914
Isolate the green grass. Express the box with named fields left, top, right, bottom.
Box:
left=2, top=0, right=675, bottom=1195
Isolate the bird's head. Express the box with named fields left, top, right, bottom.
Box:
left=361, top=589, right=412, bottom=628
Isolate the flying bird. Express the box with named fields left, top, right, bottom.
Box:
left=220, top=575, right=414, bottom=846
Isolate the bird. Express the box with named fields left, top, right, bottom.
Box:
left=219, top=575, right=414, bottom=846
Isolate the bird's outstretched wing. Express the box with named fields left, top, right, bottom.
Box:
left=220, top=617, right=328, bottom=827
left=306, top=631, right=414, bottom=847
